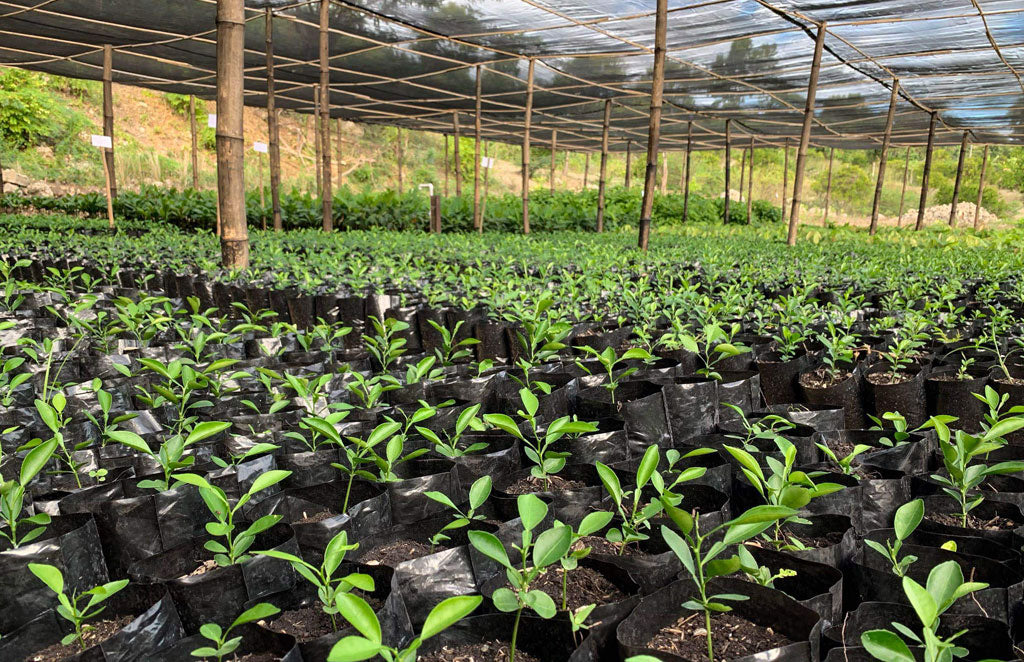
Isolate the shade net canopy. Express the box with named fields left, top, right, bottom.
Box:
left=1, top=0, right=1023, bottom=151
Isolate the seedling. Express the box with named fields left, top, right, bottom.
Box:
left=469, top=494, right=573, bottom=662
left=322, top=420, right=403, bottom=512
left=817, top=322, right=858, bottom=383
left=660, top=501, right=797, bottom=662
left=663, top=321, right=749, bottom=381
left=173, top=469, right=292, bottom=566
left=28, top=563, right=128, bottom=651
left=484, top=387, right=597, bottom=489
left=425, top=475, right=491, bottom=550
left=861, top=561, right=989, bottom=662
left=191, top=603, right=280, bottom=662
left=0, top=355, right=29, bottom=407
left=107, top=420, right=231, bottom=492
left=363, top=315, right=408, bottom=374
left=0, top=438, right=57, bottom=548
left=415, top=403, right=488, bottom=458
left=508, top=294, right=571, bottom=393
left=736, top=546, right=796, bottom=588
left=574, top=345, right=653, bottom=403
left=864, top=498, right=923, bottom=577
left=428, top=319, right=479, bottom=366
left=330, top=594, right=482, bottom=662
left=723, top=405, right=795, bottom=453
left=556, top=511, right=614, bottom=610
left=816, top=440, right=873, bottom=477
left=82, top=378, right=138, bottom=446
left=569, top=604, right=597, bottom=645
left=256, top=530, right=373, bottom=630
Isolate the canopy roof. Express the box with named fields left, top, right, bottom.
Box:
left=2, top=0, right=1023, bottom=151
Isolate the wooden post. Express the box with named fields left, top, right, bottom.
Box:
left=265, top=8, right=283, bottom=231
left=102, top=44, right=117, bottom=198
left=522, top=57, right=534, bottom=234
left=562, top=149, right=569, bottom=187
left=723, top=119, right=731, bottom=224
left=746, top=137, right=755, bottom=223
left=395, top=128, right=404, bottom=194
left=975, top=144, right=989, bottom=230
left=682, top=121, right=692, bottom=222
left=914, top=112, right=937, bottom=231
left=0, top=151, right=4, bottom=195
left=189, top=95, right=199, bottom=190
left=949, top=131, right=969, bottom=227
left=583, top=152, right=590, bottom=189
left=781, top=140, right=790, bottom=225
left=786, top=21, right=827, bottom=246
left=869, top=79, right=899, bottom=235
left=550, top=129, right=557, bottom=193
left=319, top=0, right=332, bottom=231
left=430, top=194, right=441, bottom=233
left=100, top=146, right=115, bottom=229
left=481, top=140, right=491, bottom=228
left=659, top=152, right=668, bottom=194
left=258, top=146, right=265, bottom=216
left=637, top=0, right=667, bottom=251
left=335, top=118, right=343, bottom=188
left=625, top=141, right=632, bottom=188
left=473, top=65, right=482, bottom=233
left=823, top=146, right=834, bottom=224
left=453, top=112, right=462, bottom=197
left=596, top=99, right=611, bottom=232
left=313, top=87, right=322, bottom=197
left=216, top=0, right=249, bottom=269
left=897, top=147, right=910, bottom=225
left=443, top=135, right=450, bottom=197
left=738, top=146, right=746, bottom=205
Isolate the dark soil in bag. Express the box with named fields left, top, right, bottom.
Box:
left=416, top=613, right=579, bottom=662
left=0, top=513, right=110, bottom=636
left=799, top=366, right=867, bottom=429
left=758, top=352, right=812, bottom=406
left=492, top=464, right=604, bottom=523
left=864, top=363, right=928, bottom=428
left=915, top=495, right=1024, bottom=549
left=256, top=477, right=390, bottom=546
left=776, top=514, right=857, bottom=569
left=448, top=434, right=521, bottom=482
left=617, top=577, right=821, bottom=662
left=925, top=368, right=989, bottom=434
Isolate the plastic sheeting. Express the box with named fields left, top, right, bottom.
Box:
left=0, top=0, right=1023, bottom=149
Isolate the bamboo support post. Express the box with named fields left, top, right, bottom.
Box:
left=781, top=140, right=790, bottom=225
left=637, top=0, right=667, bottom=251
left=453, top=112, right=462, bottom=197
left=430, top=195, right=441, bottom=233
left=583, top=152, right=590, bottom=189
left=660, top=152, right=668, bottom=194
left=824, top=147, right=834, bottom=224
left=746, top=137, right=754, bottom=223
left=265, top=8, right=283, bottom=231
left=522, top=58, right=534, bottom=234
left=949, top=131, right=969, bottom=227
left=335, top=118, right=343, bottom=188
left=724, top=119, right=732, bottom=224
left=319, top=0, right=332, bottom=231
left=313, top=87, right=322, bottom=197
left=550, top=129, right=557, bottom=193
left=870, top=79, right=899, bottom=235
left=100, top=146, right=115, bottom=229
left=786, top=21, right=827, bottom=246
left=443, top=135, right=450, bottom=197
left=596, top=99, right=610, bottom=232
left=975, top=144, right=989, bottom=230
left=682, top=121, right=692, bottom=222
left=738, top=146, right=746, bottom=205
left=102, top=44, right=117, bottom=198
left=481, top=140, right=491, bottom=227
left=473, top=65, right=482, bottom=233
left=897, top=147, right=910, bottom=225
left=625, top=141, right=632, bottom=188
left=189, top=95, right=199, bottom=190
left=914, top=112, right=938, bottom=231
left=395, top=128, right=403, bottom=194
left=216, top=0, right=248, bottom=268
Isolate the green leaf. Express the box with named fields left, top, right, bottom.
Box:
left=421, top=595, right=483, bottom=640
left=924, top=560, right=963, bottom=613
left=468, top=530, right=512, bottom=570
left=106, top=430, right=151, bottom=455
left=705, top=556, right=741, bottom=579
left=248, top=469, right=291, bottom=496
left=636, top=445, right=660, bottom=490
left=983, top=417, right=1024, bottom=442
left=524, top=588, right=557, bottom=618
left=661, top=526, right=695, bottom=578
left=533, top=525, right=572, bottom=569
left=893, top=499, right=924, bottom=541
left=595, top=461, right=623, bottom=504
left=725, top=505, right=796, bottom=527
left=20, top=438, right=57, bottom=485
left=484, top=413, right=525, bottom=440
left=517, top=493, right=548, bottom=532
left=723, top=446, right=765, bottom=483
left=578, top=511, right=614, bottom=537
left=491, top=587, right=520, bottom=612
left=903, top=575, right=938, bottom=628
left=861, top=630, right=915, bottom=662
left=185, top=421, right=231, bottom=445
left=327, top=635, right=381, bottom=662
left=468, top=476, right=492, bottom=509
left=28, top=563, right=63, bottom=595
left=336, top=593, right=382, bottom=644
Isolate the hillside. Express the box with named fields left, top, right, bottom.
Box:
left=1, top=69, right=1021, bottom=227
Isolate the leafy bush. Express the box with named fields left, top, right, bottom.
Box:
left=164, top=93, right=205, bottom=117
left=0, top=70, right=56, bottom=148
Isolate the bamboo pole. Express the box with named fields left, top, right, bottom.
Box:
left=265, top=8, right=283, bottom=231
left=473, top=65, right=482, bottom=233
left=897, top=147, right=910, bottom=225
left=625, top=140, right=632, bottom=188
left=522, top=58, right=534, bottom=234
left=335, top=119, right=343, bottom=188
left=781, top=140, right=790, bottom=225
left=949, top=131, right=969, bottom=227
left=395, top=128, right=403, bottom=194
left=319, top=0, right=332, bottom=231
left=596, top=99, right=610, bottom=232
left=786, top=21, right=827, bottom=246
left=100, top=146, right=115, bottom=229
left=738, top=146, right=746, bottom=205
left=637, top=0, right=667, bottom=251
left=869, top=79, right=900, bottom=235
left=313, top=87, right=322, bottom=197
left=660, top=152, right=668, bottom=194
left=682, top=121, right=692, bottom=222
left=562, top=149, right=569, bottom=186
left=443, top=134, right=449, bottom=198
left=453, top=112, right=462, bottom=197
left=189, top=95, right=199, bottom=190
left=723, top=119, right=731, bottom=224
left=746, top=137, right=754, bottom=223
left=974, top=144, right=989, bottom=230
left=0, top=151, right=4, bottom=196
left=102, top=44, right=117, bottom=198
left=216, top=0, right=248, bottom=268
left=914, top=112, right=938, bottom=231
left=583, top=152, right=590, bottom=189
left=550, top=129, right=557, bottom=193
left=823, top=147, right=834, bottom=224
left=481, top=140, right=491, bottom=228
left=258, top=147, right=265, bottom=228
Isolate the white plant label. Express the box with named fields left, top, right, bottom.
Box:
left=481, top=156, right=495, bottom=168
left=90, top=134, right=112, bottom=149
left=207, top=114, right=217, bottom=128
left=254, top=141, right=268, bottom=153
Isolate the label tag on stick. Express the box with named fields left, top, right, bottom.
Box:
left=90, top=134, right=112, bottom=149
left=254, top=141, right=268, bottom=154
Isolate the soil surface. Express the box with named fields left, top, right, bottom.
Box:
left=417, top=640, right=543, bottom=662
left=798, top=368, right=851, bottom=390
left=361, top=539, right=436, bottom=566
left=646, top=612, right=792, bottom=662
left=930, top=373, right=974, bottom=382
left=268, top=606, right=339, bottom=642
left=28, top=615, right=134, bottom=662
left=187, top=559, right=219, bottom=577
left=504, top=475, right=586, bottom=495
left=575, top=535, right=638, bottom=557
left=228, top=654, right=279, bottom=662
left=783, top=529, right=846, bottom=550
left=865, top=370, right=914, bottom=386
left=993, top=375, right=1024, bottom=387
left=926, top=512, right=1019, bottom=530
left=525, top=566, right=626, bottom=612
left=295, top=510, right=337, bottom=524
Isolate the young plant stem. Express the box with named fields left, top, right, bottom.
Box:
left=510, top=606, right=523, bottom=662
